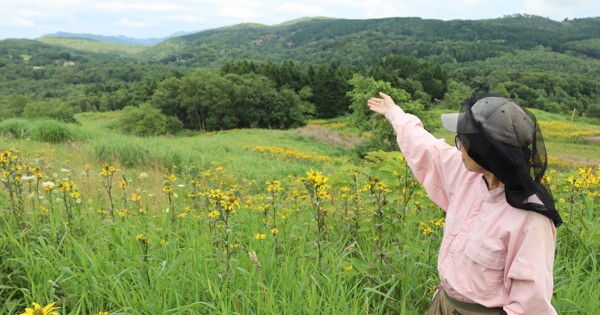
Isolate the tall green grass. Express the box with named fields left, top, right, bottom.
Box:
left=0, top=118, right=90, bottom=143
left=0, top=111, right=598, bottom=314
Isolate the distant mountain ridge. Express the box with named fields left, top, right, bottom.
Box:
left=40, top=31, right=192, bottom=46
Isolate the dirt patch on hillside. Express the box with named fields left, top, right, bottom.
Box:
left=295, top=125, right=364, bottom=148
left=583, top=136, right=600, bottom=145
left=552, top=154, right=600, bottom=167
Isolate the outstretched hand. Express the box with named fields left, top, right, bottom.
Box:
left=367, top=92, right=399, bottom=116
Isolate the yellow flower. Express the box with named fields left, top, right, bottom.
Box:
left=419, top=222, right=434, bottom=235
left=220, top=193, right=240, bottom=212
left=208, top=210, right=220, bottom=219
left=42, top=181, right=55, bottom=191
left=130, top=193, right=142, bottom=202
left=255, top=233, right=267, bottom=240
left=20, top=302, right=60, bottom=315
left=266, top=180, right=283, bottom=192
left=135, top=234, right=150, bottom=244
left=430, top=218, right=445, bottom=228
left=270, top=227, right=278, bottom=235
left=95, top=312, right=109, bottom=315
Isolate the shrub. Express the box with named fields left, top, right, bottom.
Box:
left=0, top=118, right=29, bottom=138
left=114, top=104, right=174, bottom=136
left=29, top=120, right=78, bottom=143
left=586, top=103, right=600, bottom=119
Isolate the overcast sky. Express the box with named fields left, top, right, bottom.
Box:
left=1, top=0, right=599, bottom=40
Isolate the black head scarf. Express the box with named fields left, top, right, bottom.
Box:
left=442, top=93, right=562, bottom=227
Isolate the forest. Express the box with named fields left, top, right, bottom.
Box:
left=1, top=14, right=600, bottom=135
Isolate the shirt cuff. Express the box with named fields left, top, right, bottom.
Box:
left=384, top=105, right=405, bottom=121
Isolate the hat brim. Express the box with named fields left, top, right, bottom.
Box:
left=441, top=113, right=459, bottom=133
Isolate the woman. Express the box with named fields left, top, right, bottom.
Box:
left=367, top=92, right=562, bottom=315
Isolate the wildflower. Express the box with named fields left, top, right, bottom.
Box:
left=419, top=222, right=434, bottom=235
left=255, top=233, right=267, bottom=240
left=96, top=312, right=109, bottom=315
left=177, top=213, right=187, bottom=218
left=135, top=234, right=150, bottom=244
left=138, top=172, right=148, bottom=179
left=130, top=193, right=142, bottom=202
left=42, top=181, right=55, bottom=190
left=99, top=164, right=119, bottom=177
left=118, top=179, right=127, bottom=189
left=266, top=180, right=283, bottom=192
left=342, top=266, right=353, bottom=271
left=220, top=193, right=240, bottom=212
left=270, top=227, right=278, bottom=235
left=20, top=302, right=60, bottom=315
left=340, top=186, right=351, bottom=199
left=161, top=239, right=168, bottom=246
left=431, top=218, right=445, bottom=228
left=208, top=210, right=220, bottom=219
left=20, top=175, right=36, bottom=182
left=306, top=170, right=328, bottom=187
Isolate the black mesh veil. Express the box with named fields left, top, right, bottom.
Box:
left=458, top=93, right=562, bottom=227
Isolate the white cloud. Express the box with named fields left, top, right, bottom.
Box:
left=216, top=6, right=261, bottom=19
left=13, top=18, right=37, bottom=28
left=92, top=1, right=183, bottom=13
left=277, top=3, right=326, bottom=16
left=115, top=18, right=156, bottom=29
left=163, top=14, right=206, bottom=24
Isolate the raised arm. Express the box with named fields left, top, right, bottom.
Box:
left=368, top=92, right=470, bottom=210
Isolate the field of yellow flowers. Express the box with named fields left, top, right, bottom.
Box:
left=0, top=114, right=599, bottom=314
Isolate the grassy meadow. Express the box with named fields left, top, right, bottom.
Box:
left=0, top=110, right=599, bottom=315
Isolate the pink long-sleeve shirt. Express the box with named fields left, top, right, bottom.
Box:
left=385, top=107, right=557, bottom=315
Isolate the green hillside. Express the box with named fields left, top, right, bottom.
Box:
left=142, top=15, right=600, bottom=68
left=1, top=14, right=600, bottom=131
left=37, top=37, right=147, bottom=56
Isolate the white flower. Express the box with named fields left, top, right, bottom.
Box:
left=20, top=175, right=36, bottom=182
left=60, top=168, right=71, bottom=173
left=138, top=172, right=149, bottom=179
left=42, top=181, right=56, bottom=189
